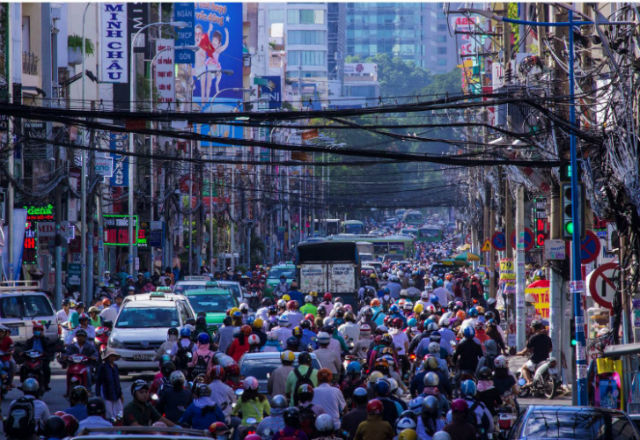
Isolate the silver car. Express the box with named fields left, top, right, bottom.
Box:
left=239, top=352, right=321, bottom=394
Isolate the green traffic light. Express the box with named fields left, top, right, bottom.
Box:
left=565, top=221, right=574, bottom=235
left=571, top=339, right=577, bottom=347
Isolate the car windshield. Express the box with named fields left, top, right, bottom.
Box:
left=240, top=356, right=321, bottom=380
left=175, top=283, right=206, bottom=292
left=0, top=295, right=53, bottom=319
left=186, top=294, right=236, bottom=314
left=523, top=410, right=637, bottom=440
left=268, top=268, right=295, bottom=279
left=115, top=307, right=179, bottom=328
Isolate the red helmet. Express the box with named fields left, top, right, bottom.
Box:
left=392, top=318, right=403, bottom=328
left=451, top=398, right=469, bottom=412
left=287, top=300, right=298, bottom=310
left=367, top=399, right=384, bottom=415
left=209, top=365, right=225, bottom=381
left=305, top=313, right=315, bottom=322
left=240, top=325, right=252, bottom=336
left=61, top=413, right=79, bottom=437
left=323, top=292, right=332, bottom=301
left=224, top=363, right=240, bottom=376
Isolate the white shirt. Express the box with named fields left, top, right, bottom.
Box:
left=56, top=309, right=70, bottom=324
left=282, top=311, right=303, bottom=328
left=391, top=330, right=409, bottom=355
left=273, top=326, right=293, bottom=347
left=99, top=304, right=119, bottom=324
left=76, top=415, right=113, bottom=434
left=432, top=287, right=451, bottom=305
left=311, top=383, right=346, bottom=429
left=208, top=380, right=236, bottom=417
left=338, top=322, right=360, bottom=344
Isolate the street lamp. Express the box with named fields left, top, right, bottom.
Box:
left=128, top=21, right=187, bottom=276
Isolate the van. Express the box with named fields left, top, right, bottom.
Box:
left=0, top=280, right=58, bottom=344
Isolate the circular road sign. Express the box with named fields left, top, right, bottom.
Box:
left=491, top=231, right=506, bottom=251
left=580, top=230, right=601, bottom=264
left=510, top=228, right=534, bottom=252
left=587, top=262, right=618, bottom=310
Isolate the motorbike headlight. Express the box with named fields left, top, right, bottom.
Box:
left=109, top=337, right=123, bottom=348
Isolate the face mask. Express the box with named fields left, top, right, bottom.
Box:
left=34, top=331, right=41, bottom=337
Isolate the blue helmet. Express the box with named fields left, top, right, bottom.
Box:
left=468, top=307, right=478, bottom=317
left=390, top=305, right=399, bottom=314
left=463, top=326, right=475, bottom=339
left=197, top=332, right=210, bottom=344
left=408, top=396, right=424, bottom=415
left=180, top=327, right=191, bottom=338
left=461, top=379, right=477, bottom=397
left=374, top=378, right=391, bottom=396
left=407, top=318, right=417, bottom=327
left=346, top=361, right=362, bottom=375
left=430, top=295, right=439, bottom=304
left=436, top=279, right=444, bottom=287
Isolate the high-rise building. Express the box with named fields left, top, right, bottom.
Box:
left=345, top=3, right=457, bottom=74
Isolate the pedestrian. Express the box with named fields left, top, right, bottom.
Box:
left=94, top=349, right=123, bottom=419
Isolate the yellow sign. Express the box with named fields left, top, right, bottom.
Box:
left=525, top=286, right=550, bottom=319
left=482, top=240, right=491, bottom=252
left=499, top=258, right=515, bottom=282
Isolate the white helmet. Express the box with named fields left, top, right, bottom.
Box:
left=421, top=292, right=430, bottom=300
left=316, top=332, right=331, bottom=345
left=396, top=417, right=417, bottom=433
left=494, top=355, right=508, bottom=368
left=278, top=315, right=290, bottom=327
left=315, top=413, right=335, bottom=433
left=428, top=342, right=441, bottom=354
left=438, top=316, right=450, bottom=327
left=433, top=432, right=452, bottom=440
left=304, top=295, right=313, bottom=303
left=248, top=334, right=260, bottom=346
left=277, top=299, right=286, bottom=308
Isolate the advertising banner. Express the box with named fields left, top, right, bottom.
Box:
left=100, top=4, right=128, bottom=83
left=192, top=3, right=243, bottom=101
left=174, top=3, right=195, bottom=64
left=197, top=99, right=243, bottom=150
left=257, top=76, right=282, bottom=109
left=127, top=3, right=149, bottom=57
left=109, top=133, right=129, bottom=187
left=155, top=39, right=176, bottom=111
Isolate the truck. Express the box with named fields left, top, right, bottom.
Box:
left=296, top=241, right=360, bottom=307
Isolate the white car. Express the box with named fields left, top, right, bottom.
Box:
left=108, top=291, right=195, bottom=372
left=0, top=281, right=58, bottom=344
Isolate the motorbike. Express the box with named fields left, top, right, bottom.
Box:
left=518, top=358, right=561, bottom=399
left=19, top=350, right=46, bottom=394
left=66, top=354, right=89, bottom=396
left=94, top=327, right=110, bottom=360
left=246, top=288, right=261, bottom=311
left=0, top=350, right=12, bottom=398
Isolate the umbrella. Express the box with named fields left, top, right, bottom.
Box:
left=454, top=251, right=480, bottom=262
left=456, top=243, right=471, bottom=251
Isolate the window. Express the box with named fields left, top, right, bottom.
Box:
left=287, top=9, right=324, bottom=25
left=437, top=24, right=448, bottom=31
left=437, top=47, right=447, bottom=55
left=115, top=307, right=180, bottom=328
left=177, top=301, right=190, bottom=323
left=268, top=9, right=284, bottom=22
left=288, top=30, right=325, bottom=45
left=0, top=295, right=53, bottom=319
left=186, top=294, right=237, bottom=314
left=22, top=16, right=30, bottom=52
left=287, top=50, right=326, bottom=66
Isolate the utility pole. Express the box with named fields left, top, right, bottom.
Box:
left=549, top=184, right=563, bottom=363
left=515, top=184, right=526, bottom=350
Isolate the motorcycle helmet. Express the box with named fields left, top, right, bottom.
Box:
left=428, top=342, right=441, bottom=355
left=374, top=378, right=391, bottom=396
left=422, top=395, right=440, bottom=416
left=407, top=318, right=417, bottom=327
left=287, top=300, right=298, bottom=310
left=43, top=416, right=66, bottom=439
left=460, top=379, right=477, bottom=397
left=248, top=334, right=261, bottom=346
left=243, top=376, right=259, bottom=391
left=315, top=414, right=335, bottom=433
left=477, top=366, right=492, bottom=380
left=180, top=327, right=192, bottom=338
left=353, top=387, right=368, bottom=405
left=390, top=304, right=399, bottom=314
left=396, top=417, right=417, bottom=433
left=87, top=396, right=106, bottom=416
left=300, top=320, right=311, bottom=330
left=398, top=429, right=418, bottom=440
left=403, top=302, right=414, bottom=311
left=224, top=363, right=240, bottom=377
left=194, top=383, right=212, bottom=398
left=484, top=339, right=498, bottom=356
left=494, top=355, right=508, bottom=369
left=292, top=326, right=303, bottom=337
left=209, top=422, right=230, bottom=436
left=283, top=407, right=301, bottom=428
left=370, top=298, right=381, bottom=307
left=296, top=383, right=314, bottom=403
left=277, top=315, right=290, bottom=327
left=61, top=413, right=79, bottom=437
left=323, top=292, right=332, bottom=301
left=463, top=326, right=475, bottom=339
left=316, top=331, right=331, bottom=345
left=170, top=370, right=186, bottom=388
left=408, top=396, right=424, bottom=415
left=427, top=322, right=439, bottom=332
left=197, top=332, right=210, bottom=344
left=21, top=378, right=40, bottom=395
left=70, top=385, right=89, bottom=404
left=346, top=361, right=362, bottom=375
left=423, top=371, right=440, bottom=387
left=451, top=398, right=468, bottom=412
left=423, top=355, right=440, bottom=372
left=367, top=399, right=384, bottom=415
left=433, top=432, right=452, bottom=440
left=131, top=379, right=149, bottom=396
left=271, top=394, right=288, bottom=410
left=167, top=327, right=179, bottom=337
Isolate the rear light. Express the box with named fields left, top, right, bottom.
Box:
left=409, top=354, right=416, bottom=361
left=498, top=414, right=513, bottom=430
left=58, top=324, right=61, bottom=336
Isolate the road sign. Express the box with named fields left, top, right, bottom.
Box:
left=510, top=228, right=534, bottom=251
left=491, top=231, right=506, bottom=251
left=580, top=230, right=601, bottom=264
left=481, top=240, right=491, bottom=252
left=587, top=262, right=618, bottom=310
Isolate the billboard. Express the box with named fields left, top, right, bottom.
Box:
left=155, top=39, right=175, bottom=111
left=174, top=3, right=195, bottom=64
left=257, top=76, right=282, bottom=110
left=196, top=99, right=243, bottom=149
left=109, top=133, right=129, bottom=187
left=100, top=4, right=128, bottom=83
left=192, top=3, right=243, bottom=101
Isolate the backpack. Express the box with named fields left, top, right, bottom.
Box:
left=293, top=367, right=314, bottom=391
left=298, top=405, right=317, bottom=437
left=191, top=352, right=211, bottom=379
left=4, top=396, right=35, bottom=438
left=467, top=400, right=492, bottom=440
left=176, top=341, right=194, bottom=370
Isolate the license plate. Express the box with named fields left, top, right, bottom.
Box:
left=133, top=353, right=153, bottom=361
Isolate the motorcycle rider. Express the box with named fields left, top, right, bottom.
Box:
left=157, top=370, right=192, bottom=424
left=269, top=351, right=295, bottom=397
left=99, top=293, right=123, bottom=324
left=300, top=295, right=317, bottom=317
left=443, top=399, right=476, bottom=440
left=10, top=378, right=50, bottom=431
left=338, top=312, right=360, bottom=344
left=257, top=394, right=287, bottom=439
left=273, top=407, right=307, bottom=440
left=312, top=369, right=346, bottom=429
left=207, top=365, right=236, bottom=421
left=452, top=327, right=483, bottom=376
left=416, top=396, right=446, bottom=440
left=283, top=300, right=304, bottom=328
left=516, top=320, right=552, bottom=385
left=179, top=383, right=225, bottom=429
left=273, top=315, right=293, bottom=347
left=63, top=328, right=98, bottom=392
left=64, top=385, right=89, bottom=421
left=341, top=387, right=369, bottom=439
left=458, top=379, right=493, bottom=437
left=76, top=397, right=114, bottom=434
left=123, top=379, right=175, bottom=426
left=20, top=323, right=57, bottom=391
left=274, top=275, right=289, bottom=298
left=354, top=399, right=394, bottom=440
left=314, top=332, right=342, bottom=378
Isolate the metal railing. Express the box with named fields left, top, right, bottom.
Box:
left=22, top=51, right=39, bottom=75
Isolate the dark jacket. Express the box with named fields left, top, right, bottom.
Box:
left=95, top=362, right=122, bottom=402
left=341, top=407, right=367, bottom=440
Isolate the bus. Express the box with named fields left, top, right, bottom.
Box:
left=341, top=220, right=365, bottom=234
left=417, top=225, right=444, bottom=243
left=327, top=234, right=414, bottom=260
left=313, top=219, right=340, bottom=236
left=402, top=210, right=424, bottom=226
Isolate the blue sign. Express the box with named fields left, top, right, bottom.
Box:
left=258, top=76, right=282, bottom=109
left=197, top=99, right=243, bottom=149
left=192, top=3, right=243, bottom=100
left=491, top=231, right=506, bottom=251
left=109, top=133, right=129, bottom=187
left=174, top=3, right=195, bottom=64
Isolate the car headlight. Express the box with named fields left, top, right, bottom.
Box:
left=109, top=337, right=123, bottom=348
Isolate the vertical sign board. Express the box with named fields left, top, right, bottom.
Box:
left=109, top=133, right=129, bottom=187
left=174, top=3, right=195, bottom=64
left=257, top=76, right=282, bottom=109
left=128, top=3, right=150, bottom=58
left=155, top=39, right=175, bottom=111
left=100, top=4, right=128, bottom=83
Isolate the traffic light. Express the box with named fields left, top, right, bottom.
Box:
left=570, top=318, right=577, bottom=347
left=561, top=182, right=584, bottom=239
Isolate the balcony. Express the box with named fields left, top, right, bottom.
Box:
left=22, top=51, right=39, bottom=76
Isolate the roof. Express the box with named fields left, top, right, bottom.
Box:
left=183, top=288, right=235, bottom=296
left=524, top=405, right=625, bottom=415
left=241, top=351, right=317, bottom=361
left=122, top=293, right=187, bottom=307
